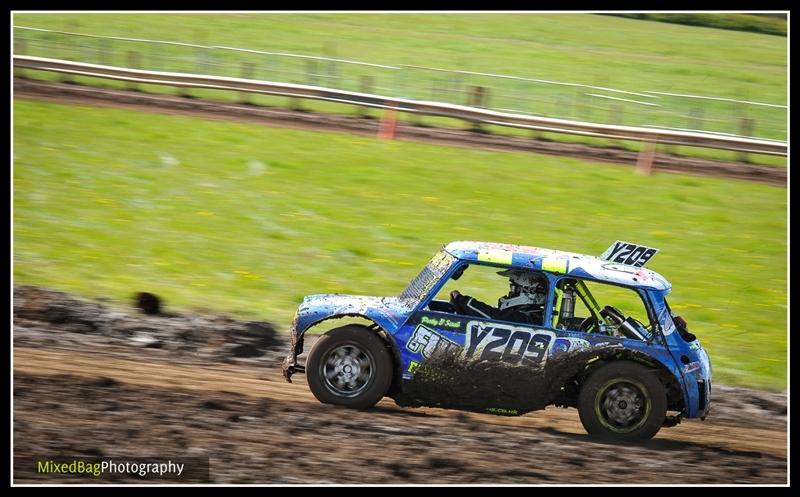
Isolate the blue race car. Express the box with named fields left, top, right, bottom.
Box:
left=283, top=241, right=711, bottom=441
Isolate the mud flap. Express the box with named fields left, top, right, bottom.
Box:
left=281, top=355, right=305, bottom=383
left=663, top=413, right=683, bottom=427
left=282, top=333, right=305, bottom=383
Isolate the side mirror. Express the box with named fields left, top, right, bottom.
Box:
left=451, top=265, right=467, bottom=280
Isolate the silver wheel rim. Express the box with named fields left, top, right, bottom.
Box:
left=600, top=382, right=646, bottom=428
left=320, top=343, right=374, bottom=398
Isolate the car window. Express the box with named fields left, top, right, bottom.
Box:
left=585, top=280, right=651, bottom=327
left=427, top=264, right=548, bottom=327
left=431, top=263, right=508, bottom=305
left=399, top=250, right=456, bottom=304
left=553, top=277, right=653, bottom=340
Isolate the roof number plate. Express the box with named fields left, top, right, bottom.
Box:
left=600, top=241, right=659, bottom=267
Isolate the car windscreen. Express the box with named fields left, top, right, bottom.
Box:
left=399, top=250, right=457, bottom=304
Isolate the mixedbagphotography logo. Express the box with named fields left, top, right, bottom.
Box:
left=17, top=456, right=210, bottom=482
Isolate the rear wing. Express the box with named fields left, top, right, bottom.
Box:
left=599, top=241, right=659, bottom=267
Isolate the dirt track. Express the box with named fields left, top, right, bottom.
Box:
left=13, top=78, right=787, bottom=187
left=12, top=287, right=787, bottom=484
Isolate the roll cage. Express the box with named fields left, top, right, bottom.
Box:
left=419, top=259, right=662, bottom=344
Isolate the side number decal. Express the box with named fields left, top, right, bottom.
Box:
left=464, top=321, right=554, bottom=367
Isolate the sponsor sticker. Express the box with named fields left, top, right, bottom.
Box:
left=418, top=314, right=464, bottom=331
left=486, top=407, right=519, bottom=416
left=406, top=325, right=460, bottom=359
left=683, top=361, right=701, bottom=374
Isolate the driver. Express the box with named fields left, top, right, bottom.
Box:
left=449, top=269, right=547, bottom=325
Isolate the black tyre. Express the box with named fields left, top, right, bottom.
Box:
left=578, top=361, right=666, bottom=442
left=306, top=325, right=393, bottom=410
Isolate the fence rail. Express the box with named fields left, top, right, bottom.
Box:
left=13, top=55, right=787, bottom=157
left=14, top=24, right=788, bottom=143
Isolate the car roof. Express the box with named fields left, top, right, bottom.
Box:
left=444, top=240, right=671, bottom=292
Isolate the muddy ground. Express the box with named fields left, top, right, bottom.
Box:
left=12, top=287, right=787, bottom=484
left=13, top=78, right=787, bottom=187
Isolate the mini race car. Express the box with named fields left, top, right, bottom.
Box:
left=283, top=241, right=712, bottom=441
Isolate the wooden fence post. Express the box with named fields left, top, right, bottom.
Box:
left=305, top=59, right=319, bottom=86
left=689, top=105, right=705, bottom=130
left=193, top=29, right=208, bottom=74
left=98, top=38, right=112, bottom=66
left=635, top=141, right=656, bottom=175
left=359, top=75, right=374, bottom=118
left=377, top=103, right=398, bottom=140
left=737, top=117, right=755, bottom=163
left=14, top=37, right=27, bottom=78
left=60, top=23, right=75, bottom=83
left=15, top=33, right=27, bottom=55
left=324, top=41, right=338, bottom=88
left=239, top=61, right=255, bottom=104
left=466, top=85, right=490, bottom=133
left=608, top=103, right=624, bottom=148
left=126, top=51, right=141, bottom=91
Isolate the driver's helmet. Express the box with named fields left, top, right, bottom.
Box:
left=497, top=269, right=547, bottom=310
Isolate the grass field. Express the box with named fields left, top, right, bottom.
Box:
left=13, top=99, right=787, bottom=390
left=13, top=13, right=788, bottom=160
left=606, top=14, right=787, bottom=37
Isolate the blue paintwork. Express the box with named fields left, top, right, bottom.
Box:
left=650, top=293, right=713, bottom=418
left=293, top=294, right=414, bottom=338
left=286, top=241, right=712, bottom=419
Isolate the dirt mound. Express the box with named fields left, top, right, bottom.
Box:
left=13, top=371, right=787, bottom=484
left=13, top=285, right=282, bottom=361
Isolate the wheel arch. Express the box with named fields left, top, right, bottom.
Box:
left=559, top=348, right=685, bottom=413
left=301, top=315, right=403, bottom=395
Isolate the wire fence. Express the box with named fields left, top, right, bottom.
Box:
left=13, top=25, right=788, bottom=143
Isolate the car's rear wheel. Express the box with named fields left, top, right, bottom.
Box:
left=306, top=325, right=393, bottom=409
left=578, top=360, right=666, bottom=442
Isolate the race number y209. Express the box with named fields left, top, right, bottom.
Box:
left=600, top=241, right=659, bottom=267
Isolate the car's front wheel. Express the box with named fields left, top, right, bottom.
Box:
left=578, top=360, right=666, bottom=442
left=306, top=325, right=393, bottom=409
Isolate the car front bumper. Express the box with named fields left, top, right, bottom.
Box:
left=281, top=311, right=304, bottom=382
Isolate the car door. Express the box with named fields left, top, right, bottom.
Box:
left=395, top=262, right=558, bottom=380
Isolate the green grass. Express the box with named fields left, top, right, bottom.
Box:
left=13, top=99, right=787, bottom=390
left=13, top=13, right=787, bottom=145
left=606, top=14, right=787, bottom=37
